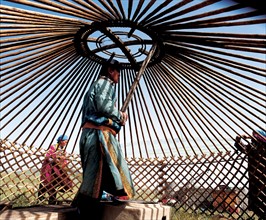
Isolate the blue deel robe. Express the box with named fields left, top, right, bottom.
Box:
left=79, top=77, right=135, bottom=199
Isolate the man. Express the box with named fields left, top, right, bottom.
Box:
left=75, top=59, right=135, bottom=219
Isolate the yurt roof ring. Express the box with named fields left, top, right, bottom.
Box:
left=74, top=20, right=164, bottom=70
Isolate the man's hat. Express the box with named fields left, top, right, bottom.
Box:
left=99, top=57, right=121, bottom=76
left=106, top=57, right=121, bottom=72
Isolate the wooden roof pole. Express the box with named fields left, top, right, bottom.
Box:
left=121, top=42, right=157, bottom=112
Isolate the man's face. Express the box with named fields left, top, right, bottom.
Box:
left=108, top=67, right=120, bottom=83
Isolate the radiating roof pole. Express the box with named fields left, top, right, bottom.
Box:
left=121, top=42, right=157, bottom=112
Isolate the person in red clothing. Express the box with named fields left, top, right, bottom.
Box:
left=38, top=135, right=73, bottom=205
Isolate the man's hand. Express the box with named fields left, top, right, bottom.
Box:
left=120, top=111, right=128, bottom=125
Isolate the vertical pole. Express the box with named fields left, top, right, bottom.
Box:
left=120, top=43, right=157, bottom=112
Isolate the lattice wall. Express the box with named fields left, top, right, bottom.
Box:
left=0, top=140, right=80, bottom=206
left=1, top=139, right=264, bottom=219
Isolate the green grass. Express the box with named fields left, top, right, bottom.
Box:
left=171, top=208, right=217, bottom=220
left=0, top=170, right=81, bottom=207
left=170, top=208, right=260, bottom=220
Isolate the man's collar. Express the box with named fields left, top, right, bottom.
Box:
left=99, top=76, right=115, bottom=85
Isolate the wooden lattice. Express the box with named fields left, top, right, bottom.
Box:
left=1, top=140, right=265, bottom=219
left=0, top=139, right=81, bottom=207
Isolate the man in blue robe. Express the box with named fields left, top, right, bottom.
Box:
left=75, top=59, right=135, bottom=219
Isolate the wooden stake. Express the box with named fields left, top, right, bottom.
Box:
left=121, top=43, right=157, bottom=112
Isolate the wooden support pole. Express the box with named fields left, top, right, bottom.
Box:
left=121, top=43, right=157, bottom=112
